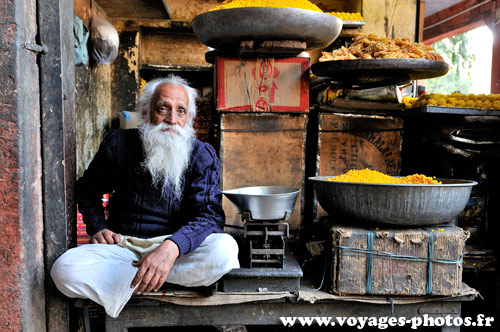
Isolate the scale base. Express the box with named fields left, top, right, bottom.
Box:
left=221, top=250, right=303, bottom=292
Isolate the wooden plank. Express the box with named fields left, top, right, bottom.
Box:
left=424, top=0, right=484, bottom=27
left=94, top=0, right=169, bottom=20
left=220, top=113, right=307, bottom=232
left=140, top=32, right=209, bottom=67
left=105, top=299, right=468, bottom=330
left=423, top=0, right=495, bottom=44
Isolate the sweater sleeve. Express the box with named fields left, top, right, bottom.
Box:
left=75, top=129, right=121, bottom=236
left=168, top=142, right=225, bottom=256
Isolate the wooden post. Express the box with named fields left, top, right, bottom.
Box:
left=492, top=1, right=500, bottom=93
left=0, top=0, right=46, bottom=330
left=38, top=0, right=76, bottom=331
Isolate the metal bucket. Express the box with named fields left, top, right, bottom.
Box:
left=222, top=186, right=300, bottom=221
left=309, top=176, right=477, bottom=226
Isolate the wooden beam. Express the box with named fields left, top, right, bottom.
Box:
left=423, top=0, right=495, bottom=44
left=109, top=18, right=193, bottom=33
left=425, top=20, right=485, bottom=45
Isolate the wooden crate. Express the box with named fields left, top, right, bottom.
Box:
left=219, top=113, right=307, bottom=232
left=215, top=57, right=309, bottom=112
left=328, top=224, right=468, bottom=296
left=314, top=111, right=403, bottom=219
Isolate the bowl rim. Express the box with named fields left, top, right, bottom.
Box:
left=221, top=185, right=301, bottom=197
left=308, top=175, right=478, bottom=187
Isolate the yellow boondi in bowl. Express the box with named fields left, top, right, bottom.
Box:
left=210, top=0, right=322, bottom=11
left=327, top=168, right=441, bottom=185
left=309, top=170, right=476, bottom=226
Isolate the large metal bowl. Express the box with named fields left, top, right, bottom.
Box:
left=192, top=7, right=343, bottom=50
left=309, top=176, right=477, bottom=226
left=222, top=186, right=300, bottom=221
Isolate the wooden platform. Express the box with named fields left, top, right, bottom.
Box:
left=103, top=283, right=477, bottom=332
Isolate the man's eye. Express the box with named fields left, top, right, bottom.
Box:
left=158, top=106, right=167, bottom=113
left=178, top=108, right=186, bottom=114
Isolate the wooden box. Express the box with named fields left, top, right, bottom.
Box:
left=314, top=111, right=403, bottom=219
left=328, top=224, right=468, bottom=296
left=219, top=113, right=307, bottom=232
left=215, top=57, right=310, bottom=112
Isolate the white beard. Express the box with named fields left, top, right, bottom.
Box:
left=139, top=121, right=195, bottom=198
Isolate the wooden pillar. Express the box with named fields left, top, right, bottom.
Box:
left=416, top=0, right=426, bottom=42
left=492, top=1, right=500, bottom=93
left=38, top=0, right=76, bottom=331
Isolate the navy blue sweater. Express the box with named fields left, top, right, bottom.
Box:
left=75, top=128, right=225, bottom=256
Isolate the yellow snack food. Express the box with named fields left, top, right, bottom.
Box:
left=210, top=0, right=322, bottom=12
left=327, top=169, right=441, bottom=185
left=404, top=92, right=500, bottom=109
left=326, top=11, right=364, bottom=21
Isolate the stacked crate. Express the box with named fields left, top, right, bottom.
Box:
left=212, top=51, right=310, bottom=233
left=309, top=103, right=468, bottom=297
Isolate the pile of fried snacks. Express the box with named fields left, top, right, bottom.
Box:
left=319, top=33, right=444, bottom=61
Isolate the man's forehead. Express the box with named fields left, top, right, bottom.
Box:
left=154, top=83, right=187, bottom=97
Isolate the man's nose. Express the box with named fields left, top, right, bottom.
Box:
left=164, top=110, right=178, bottom=124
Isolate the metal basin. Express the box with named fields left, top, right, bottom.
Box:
left=309, top=176, right=477, bottom=226
left=222, top=186, right=300, bottom=221
left=192, top=7, right=343, bottom=50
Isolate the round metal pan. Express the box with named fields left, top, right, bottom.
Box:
left=309, top=176, right=477, bottom=226
left=311, top=58, right=449, bottom=87
left=192, top=7, right=343, bottom=51
left=222, top=186, right=300, bottom=221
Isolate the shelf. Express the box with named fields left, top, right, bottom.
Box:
left=407, top=105, right=500, bottom=116
left=140, top=64, right=212, bottom=72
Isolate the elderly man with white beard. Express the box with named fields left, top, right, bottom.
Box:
left=50, top=75, right=240, bottom=318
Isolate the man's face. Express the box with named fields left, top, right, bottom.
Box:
left=150, top=84, right=189, bottom=129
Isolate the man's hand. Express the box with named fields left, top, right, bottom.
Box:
left=131, top=239, right=179, bottom=294
left=90, top=229, right=120, bottom=244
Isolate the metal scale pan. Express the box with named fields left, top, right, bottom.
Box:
left=192, top=7, right=343, bottom=51
left=311, top=58, right=449, bottom=87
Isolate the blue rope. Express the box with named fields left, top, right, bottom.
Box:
left=426, top=231, right=434, bottom=295
left=334, top=246, right=462, bottom=264
left=366, top=232, right=374, bottom=294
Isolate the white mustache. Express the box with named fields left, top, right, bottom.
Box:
left=155, top=122, right=182, bottom=134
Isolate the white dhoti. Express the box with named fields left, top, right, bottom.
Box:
left=50, top=233, right=240, bottom=318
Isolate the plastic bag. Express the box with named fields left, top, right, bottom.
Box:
left=74, top=15, right=89, bottom=66
left=90, top=15, right=119, bottom=64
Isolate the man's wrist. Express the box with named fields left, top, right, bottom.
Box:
left=163, top=238, right=180, bottom=258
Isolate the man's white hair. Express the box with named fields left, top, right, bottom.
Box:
left=136, top=75, right=198, bottom=127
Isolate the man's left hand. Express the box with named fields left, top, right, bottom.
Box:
left=130, top=239, right=180, bottom=294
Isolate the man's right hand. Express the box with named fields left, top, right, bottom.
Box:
left=90, top=229, right=120, bottom=244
